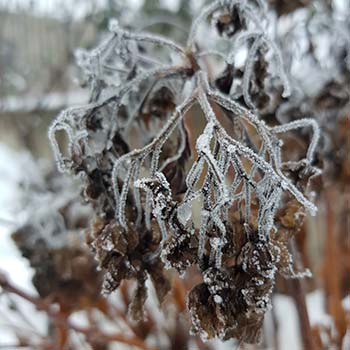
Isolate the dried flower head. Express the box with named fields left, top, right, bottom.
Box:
left=49, top=0, right=320, bottom=344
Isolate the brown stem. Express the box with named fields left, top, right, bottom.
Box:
left=271, top=304, right=280, bottom=350
left=0, top=271, right=157, bottom=350
left=324, top=189, right=347, bottom=344
left=287, top=239, right=316, bottom=350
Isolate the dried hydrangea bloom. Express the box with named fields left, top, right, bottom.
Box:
left=49, top=0, right=320, bottom=344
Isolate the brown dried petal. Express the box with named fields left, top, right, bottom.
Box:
left=215, top=65, right=235, bottom=95
left=215, top=6, right=246, bottom=38
left=162, top=229, right=198, bottom=274
left=129, top=275, right=148, bottom=322
left=188, top=283, right=220, bottom=340
left=269, top=0, right=311, bottom=17
left=147, top=259, right=171, bottom=305
left=143, top=86, right=176, bottom=119
left=102, top=255, right=134, bottom=294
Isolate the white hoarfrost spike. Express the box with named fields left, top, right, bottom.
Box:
left=243, top=35, right=264, bottom=110
left=198, top=210, right=210, bottom=262
left=186, top=158, right=205, bottom=189
left=118, top=162, right=135, bottom=229
left=132, top=161, right=143, bottom=227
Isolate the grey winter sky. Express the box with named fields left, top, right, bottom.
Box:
left=0, top=0, right=188, bottom=19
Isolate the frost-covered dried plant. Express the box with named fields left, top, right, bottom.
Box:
left=10, top=159, right=101, bottom=310
left=270, top=6, right=349, bottom=348
left=274, top=0, right=349, bottom=188
left=1, top=160, right=180, bottom=350
left=49, top=0, right=320, bottom=344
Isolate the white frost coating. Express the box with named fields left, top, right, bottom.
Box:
left=214, top=295, right=223, bottom=304
left=198, top=210, right=210, bottom=263
left=111, top=93, right=196, bottom=229
left=132, top=161, right=143, bottom=227
left=210, top=236, right=226, bottom=269
left=206, top=89, right=318, bottom=215
left=196, top=121, right=214, bottom=152
left=270, top=118, right=320, bottom=163
left=227, top=29, right=291, bottom=106
left=108, top=18, right=120, bottom=32
left=102, top=239, right=115, bottom=252
left=118, top=162, right=135, bottom=229
left=177, top=201, right=192, bottom=226
left=160, top=121, right=187, bottom=172
left=187, top=0, right=224, bottom=47
left=186, top=158, right=205, bottom=189
left=242, top=35, right=264, bottom=110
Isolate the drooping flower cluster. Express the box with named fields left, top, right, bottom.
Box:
left=49, top=0, right=320, bottom=343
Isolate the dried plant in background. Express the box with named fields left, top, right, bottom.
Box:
left=274, top=3, right=350, bottom=348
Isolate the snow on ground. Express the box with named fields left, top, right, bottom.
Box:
left=0, top=144, right=47, bottom=344
left=273, top=294, right=301, bottom=350
left=0, top=143, right=35, bottom=291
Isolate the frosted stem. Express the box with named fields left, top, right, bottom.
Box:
left=270, top=119, right=320, bottom=163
